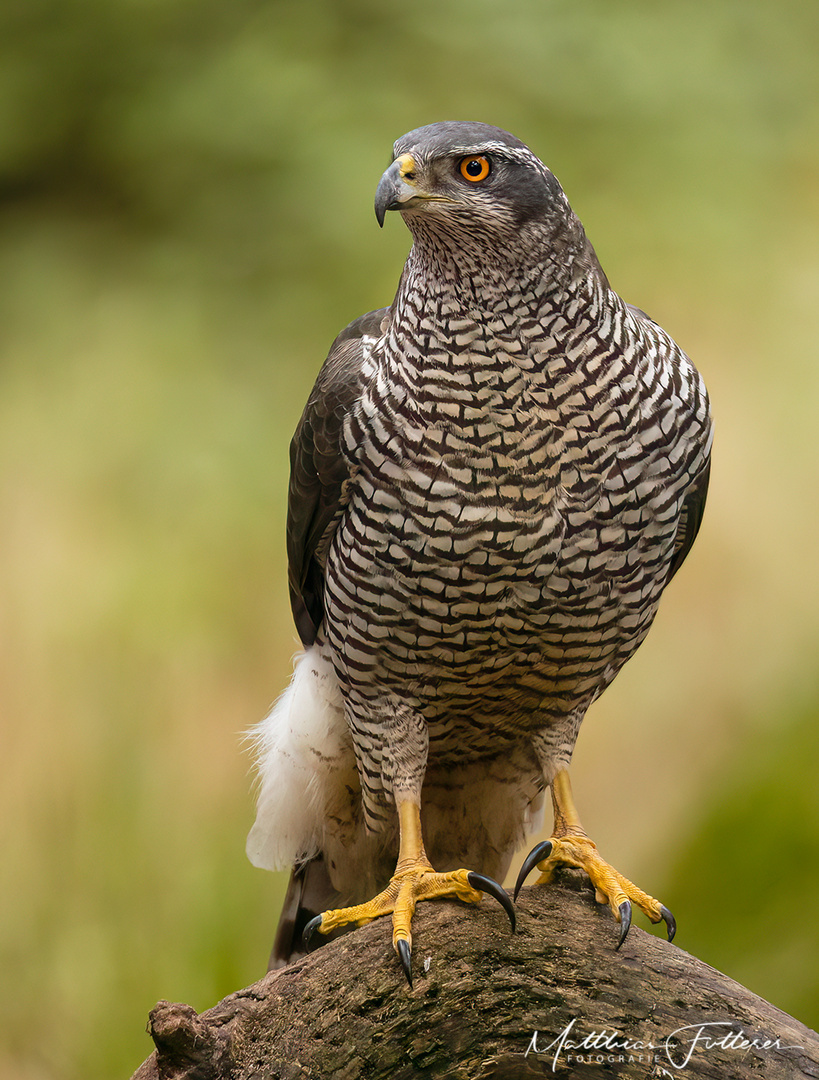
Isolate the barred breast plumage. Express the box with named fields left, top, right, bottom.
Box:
left=247, top=121, right=712, bottom=974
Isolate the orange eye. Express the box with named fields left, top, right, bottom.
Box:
left=459, top=155, right=491, bottom=182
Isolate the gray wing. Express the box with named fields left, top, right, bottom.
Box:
left=666, top=457, right=710, bottom=583
left=287, top=307, right=390, bottom=646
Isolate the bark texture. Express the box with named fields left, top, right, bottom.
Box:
left=131, top=877, right=819, bottom=1079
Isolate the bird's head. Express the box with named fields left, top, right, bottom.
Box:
left=374, top=121, right=570, bottom=245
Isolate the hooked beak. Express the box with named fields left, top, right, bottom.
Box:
left=374, top=153, right=423, bottom=227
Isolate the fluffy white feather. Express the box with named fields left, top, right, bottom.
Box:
left=246, top=645, right=351, bottom=871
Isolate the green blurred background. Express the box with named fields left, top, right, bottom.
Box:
left=2, top=0, right=818, bottom=1075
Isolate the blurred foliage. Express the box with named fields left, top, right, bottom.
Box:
left=1, top=1, right=818, bottom=1077
left=660, top=682, right=819, bottom=1026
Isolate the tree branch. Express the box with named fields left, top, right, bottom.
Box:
left=131, top=876, right=819, bottom=1079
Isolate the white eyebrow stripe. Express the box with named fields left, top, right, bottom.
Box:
left=447, top=143, right=534, bottom=160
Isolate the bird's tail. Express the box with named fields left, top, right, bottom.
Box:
left=268, top=855, right=344, bottom=970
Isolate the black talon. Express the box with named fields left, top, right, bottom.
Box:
left=615, top=899, right=632, bottom=950
left=396, top=938, right=412, bottom=987
left=467, top=871, right=516, bottom=933
left=513, top=840, right=553, bottom=900
left=302, top=914, right=323, bottom=952
left=660, top=904, right=677, bottom=942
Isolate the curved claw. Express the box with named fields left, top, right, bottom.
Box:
left=513, top=841, right=553, bottom=900
left=466, top=871, right=516, bottom=933
left=302, top=914, right=323, bottom=952
left=660, top=904, right=676, bottom=943
left=615, top=899, right=632, bottom=950
left=396, top=937, right=412, bottom=987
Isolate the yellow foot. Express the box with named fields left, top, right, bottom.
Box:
left=303, top=863, right=514, bottom=985
left=514, top=834, right=676, bottom=948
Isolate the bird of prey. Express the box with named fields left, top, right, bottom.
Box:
left=247, top=121, right=712, bottom=985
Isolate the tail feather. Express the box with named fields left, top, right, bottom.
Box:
left=268, top=855, right=344, bottom=970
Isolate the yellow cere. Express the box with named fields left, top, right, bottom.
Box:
left=396, top=153, right=417, bottom=179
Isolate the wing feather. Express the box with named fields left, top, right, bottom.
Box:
left=287, top=308, right=390, bottom=645
left=666, top=457, right=710, bottom=584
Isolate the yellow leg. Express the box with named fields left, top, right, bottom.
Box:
left=515, top=768, right=675, bottom=947
left=304, top=798, right=514, bottom=983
